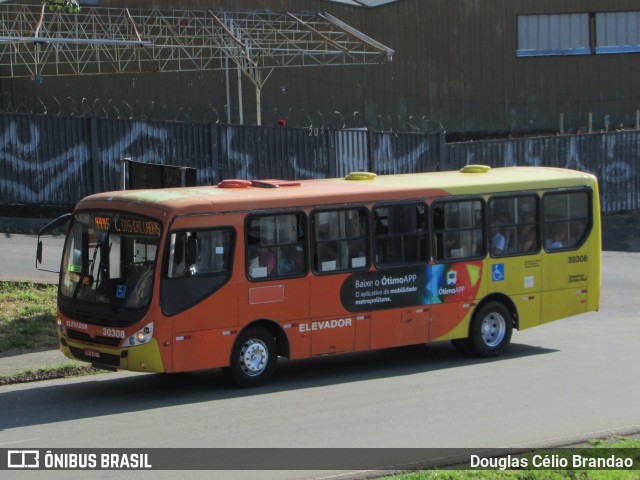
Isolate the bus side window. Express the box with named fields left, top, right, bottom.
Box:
left=373, top=203, right=428, bottom=267
left=168, top=229, right=233, bottom=278
left=488, top=195, right=539, bottom=256
left=246, top=213, right=307, bottom=280
left=432, top=200, right=484, bottom=262
left=161, top=227, right=235, bottom=316
left=543, top=191, right=590, bottom=251
left=168, top=232, right=188, bottom=278
left=312, top=208, right=369, bottom=273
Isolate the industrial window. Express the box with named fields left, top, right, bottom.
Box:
left=595, top=12, right=640, bottom=54
left=518, top=11, right=640, bottom=57
left=517, top=14, right=590, bottom=57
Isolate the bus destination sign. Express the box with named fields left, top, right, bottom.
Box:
left=93, top=216, right=161, bottom=237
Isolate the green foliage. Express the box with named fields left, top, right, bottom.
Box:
left=0, top=282, right=58, bottom=352
left=381, top=438, right=640, bottom=480
left=383, top=469, right=639, bottom=480
left=42, top=0, right=81, bottom=14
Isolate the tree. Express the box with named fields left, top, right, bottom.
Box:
left=42, top=1, right=81, bottom=14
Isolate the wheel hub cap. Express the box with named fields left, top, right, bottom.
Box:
left=481, top=313, right=506, bottom=348
left=240, top=339, right=268, bottom=376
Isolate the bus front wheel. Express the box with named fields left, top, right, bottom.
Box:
left=467, top=301, right=513, bottom=357
left=224, top=326, right=278, bottom=388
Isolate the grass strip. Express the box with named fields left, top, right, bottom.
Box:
left=381, top=438, right=640, bottom=480
left=0, top=363, right=101, bottom=385
left=0, top=281, right=58, bottom=352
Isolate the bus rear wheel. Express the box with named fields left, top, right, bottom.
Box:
left=224, top=326, right=277, bottom=388
left=466, top=301, right=513, bottom=357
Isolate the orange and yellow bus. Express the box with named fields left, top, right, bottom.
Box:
left=37, top=165, right=601, bottom=387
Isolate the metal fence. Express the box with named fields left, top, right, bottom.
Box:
left=0, top=112, right=637, bottom=213
left=446, top=132, right=639, bottom=213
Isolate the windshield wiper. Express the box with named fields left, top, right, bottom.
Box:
left=94, top=238, right=119, bottom=312
left=70, top=230, right=104, bottom=304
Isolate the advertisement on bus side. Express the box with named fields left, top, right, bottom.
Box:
left=340, top=261, right=482, bottom=312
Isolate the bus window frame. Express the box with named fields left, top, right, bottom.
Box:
left=542, top=188, right=593, bottom=253
left=311, top=205, right=370, bottom=275
left=431, top=197, right=486, bottom=263
left=488, top=193, right=541, bottom=258
left=372, top=201, right=430, bottom=269
left=161, top=225, right=236, bottom=316
left=245, top=210, right=308, bottom=282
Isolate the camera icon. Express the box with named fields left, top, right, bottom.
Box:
left=7, top=450, right=40, bottom=469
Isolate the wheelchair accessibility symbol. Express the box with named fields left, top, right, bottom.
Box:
left=492, top=263, right=505, bottom=282
left=116, top=284, right=127, bottom=299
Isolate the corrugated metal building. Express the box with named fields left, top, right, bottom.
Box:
left=1, top=0, right=639, bottom=135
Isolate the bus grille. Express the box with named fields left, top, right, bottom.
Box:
left=69, top=347, right=121, bottom=367
left=66, top=330, right=122, bottom=347
left=63, top=308, right=140, bottom=328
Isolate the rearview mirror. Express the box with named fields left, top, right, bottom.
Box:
left=35, top=213, right=71, bottom=273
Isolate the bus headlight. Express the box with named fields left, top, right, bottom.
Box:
left=56, top=318, right=65, bottom=334
left=125, top=323, right=154, bottom=347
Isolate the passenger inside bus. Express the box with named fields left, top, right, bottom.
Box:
left=248, top=246, right=276, bottom=277
left=445, top=234, right=464, bottom=259
left=490, top=214, right=511, bottom=255
left=545, top=226, right=566, bottom=250
left=277, top=246, right=297, bottom=275
left=518, top=220, right=537, bottom=252
left=258, top=247, right=276, bottom=275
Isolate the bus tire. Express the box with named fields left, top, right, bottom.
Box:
left=468, top=301, right=513, bottom=357
left=224, top=326, right=277, bottom=388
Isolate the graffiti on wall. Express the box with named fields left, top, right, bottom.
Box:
left=0, top=112, right=637, bottom=213
left=219, top=126, right=333, bottom=180
left=372, top=131, right=437, bottom=174
left=449, top=132, right=639, bottom=212
left=0, top=119, right=91, bottom=203
left=0, top=117, right=219, bottom=204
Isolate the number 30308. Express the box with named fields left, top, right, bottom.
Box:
left=568, top=255, right=587, bottom=264
left=102, top=328, right=125, bottom=338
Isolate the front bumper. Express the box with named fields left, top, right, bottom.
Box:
left=59, top=333, right=165, bottom=373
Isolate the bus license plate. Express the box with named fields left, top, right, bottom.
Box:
left=83, top=349, right=100, bottom=359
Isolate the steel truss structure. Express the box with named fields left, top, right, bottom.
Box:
left=0, top=4, right=393, bottom=123
left=0, top=4, right=393, bottom=82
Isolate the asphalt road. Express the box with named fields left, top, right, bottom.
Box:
left=1, top=250, right=639, bottom=479
left=0, top=233, right=61, bottom=284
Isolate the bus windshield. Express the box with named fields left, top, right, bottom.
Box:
left=59, top=211, right=162, bottom=321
